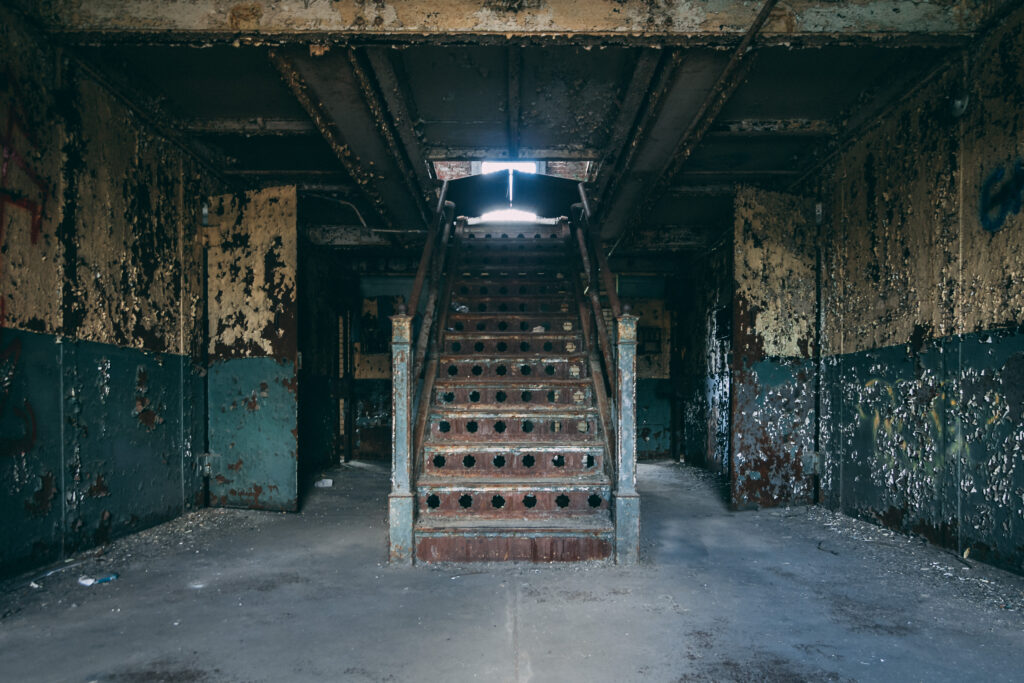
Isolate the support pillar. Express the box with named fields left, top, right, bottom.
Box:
left=614, top=308, right=640, bottom=564
left=388, top=310, right=414, bottom=564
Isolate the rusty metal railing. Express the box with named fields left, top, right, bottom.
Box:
left=389, top=184, right=454, bottom=564
left=570, top=184, right=639, bottom=564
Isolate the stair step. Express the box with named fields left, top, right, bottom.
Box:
left=421, top=451, right=607, bottom=478
left=417, top=515, right=612, bottom=533
left=415, top=527, right=613, bottom=562
left=455, top=267, right=568, bottom=277
left=445, top=315, right=580, bottom=335
left=461, top=234, right=564, bottom=244
left=440, top=334, right=582, bottom=356
left=437, top=356, right=589, bottom=381
left=450, top=279, right=572, bottom=296
left=430, top=402, right=596, bottom=414
left=416, top=485, right=611, bottom=517
left=425, top=412, right=602, bottom=441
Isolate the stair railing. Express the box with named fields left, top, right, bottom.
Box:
left=389, top=183, right=454, bottom=565
left=570, top=184, right=640, bottom=565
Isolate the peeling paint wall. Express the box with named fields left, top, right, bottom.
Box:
left=1, top=6, right=218, bottom=576
left=820, top=8, right=1024, bottom=573
left=731, top=187, right=818, bottom=508
left=676, top=244, right=731, bottom=474
left=206, top=187, right=299, bottom=511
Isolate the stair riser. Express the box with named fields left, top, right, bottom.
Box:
left=415, top=534, right=612, bottom=563
left=461, top=228, right=564, bottom=240
left=439, top=357, right=588, bottom=381
left=427, top=414, right=601, bottom=441
left=442, top=337, right=582, bottom=356
left=423, top=450, right=604, bottom=477
left=447, top=299, right=573, bottom=315
left=452, top=282, right=571, bottom=297
left=448, top=318, right=578, bottom=335
left=417, top=488, right=611, bottom=517
left=433, top=385, right=593, bottom=409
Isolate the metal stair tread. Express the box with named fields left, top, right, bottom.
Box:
left=415, top=516, right=613, bottom=533
left=424, top=437, right=605, bottom=448
left=428, top=406, right=597, bottom=417
left=416, top=475, right=610, bottom=487
left=438, top=353, right=588, bottom=362
left=428, top=404, right=595, bottom=414
left=423, top=442, right=605, bottom=452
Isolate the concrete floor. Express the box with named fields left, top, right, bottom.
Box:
left=1, top=461, right=1022, bottom=682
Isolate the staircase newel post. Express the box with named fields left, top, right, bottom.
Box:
left=614, top=305, right=640, bottom=564
left=388, top=305, right=415, bottom=564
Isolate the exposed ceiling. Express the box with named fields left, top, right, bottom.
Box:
left=34, top=0, right=1011, bottom=253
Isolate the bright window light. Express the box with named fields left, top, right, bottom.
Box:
left=480, top=161, right=537, bottom=174
left=479, top=208, right=538, bottom=222
left=474, top=161, right=538, bottom=221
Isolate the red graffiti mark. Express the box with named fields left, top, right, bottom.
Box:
left=1, top=335, right=37, bottom=457
left=1, top=72, right=52, bottom=328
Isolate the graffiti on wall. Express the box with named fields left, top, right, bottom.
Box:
left=980, top=160, right=1024, bottom=233
left=1, top=73, right=51, bottom=328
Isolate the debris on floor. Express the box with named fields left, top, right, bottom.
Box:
left=78, top=574, right=118, bottom=587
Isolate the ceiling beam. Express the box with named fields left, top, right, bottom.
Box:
left=268, top=49, right=395, bottom=228
left=182, top=118, right=316, bottom=135
left=347, top=47, right=431, bottom=226
left=363, top=48, right=433, bottom=187
left=707, top=118, right=836, bottom=137
left=591, top=48, right=663, bottom=202
left=620, top=0, right=778, bottom=243
left=668, top=185, right=737, bottom=197
left=423, top=147, right=600, bottom=161
left=36, top=0, right=993, bottom=44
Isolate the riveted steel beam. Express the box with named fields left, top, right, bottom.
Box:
left=268, top=49, right=396, bottom=228
left=36, top=0, right=991, bottom=46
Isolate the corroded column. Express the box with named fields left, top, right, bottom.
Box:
left=388, top=310, right=414, bottom=564
left=614, top=307, right=640, bottom=564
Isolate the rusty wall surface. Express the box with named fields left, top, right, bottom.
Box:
left=676, top=246, right=731, bottom=474
left=206, top=187, right=299, bottom=511
left=208, top=187, right=298, bottom=361
left=0, top=16, right=64, bottom=336
left=819, top=8, right=1024, bottom=573
left=1, top=6, right=217, bottom=576
left=730, top=188, right=818, bottom=508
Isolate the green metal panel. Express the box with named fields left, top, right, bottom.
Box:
left=208, top=357, right=298, bottom=511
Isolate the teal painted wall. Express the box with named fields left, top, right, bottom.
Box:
left=1, top=328, right=205, bottom=576
left=208, top=358, right=298, bottom=511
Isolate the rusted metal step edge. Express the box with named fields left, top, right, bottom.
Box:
left=422, top=443, right=605, bottom=453
left=451, top=277, right=571, bottom=285
left=415, top=517, right=613, bottom=533
left=428, top=408, right=597, bottom=419
left=447, top=295, right=574, bottom=304
left=431, top=378, right=592, bottom=388
left=428, top=404, right=595, bottom=414
left=416, top=475, right=610, bottom=487
left=446, top=312, right=577, bottom=319
left=438, top=353, right=588, bottom=362
left=440, top=337, right=585, bottom=348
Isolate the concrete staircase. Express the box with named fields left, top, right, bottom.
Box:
left=413, top=221, right=614, bottom=562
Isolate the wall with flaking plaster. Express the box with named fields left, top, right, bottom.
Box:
left=729, top=187, right=817, bottom=509
left=1, top=5, right=219, bottom=576
left=819, top=9, right=1024, bottom=572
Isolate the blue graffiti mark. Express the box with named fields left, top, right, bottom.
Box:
left=980, top=160, right=1024, bottom=233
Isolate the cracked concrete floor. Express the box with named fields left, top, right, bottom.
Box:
left=2, top=461, right=1023, bottom=682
